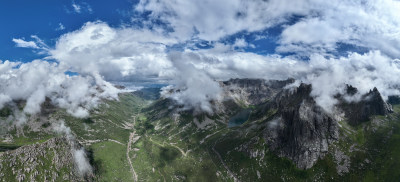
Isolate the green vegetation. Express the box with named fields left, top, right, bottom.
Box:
left=90, top=141, right=132, bottom=181
left=2, top=92, right=400, bottom=181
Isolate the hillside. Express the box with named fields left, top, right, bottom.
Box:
left=0, top=79, right=400, bottom=181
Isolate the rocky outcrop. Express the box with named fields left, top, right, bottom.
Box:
left=155, top=78, right=394, bottom=171
left=221, top=78, right=295, bottom=105
left=263, top=83, right=338, bottom=169
left=0, top=137, right=89, bottom=182
left=337, top=86, right=393, bottom=125
left=218, top=79, right=393, bottom=169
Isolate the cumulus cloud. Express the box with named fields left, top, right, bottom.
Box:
left=276, top=0, right=400, bottom=57
left=50, top=21, right=175, bottom=81
left=161, top=52, right=222, bottom=113
left=306, top=51, right=400, bottom=111
left=131, top=0, right=400, bottom=112
left=5, top=0, right=400, bottom=115
left=135, top=0, right=311, bottom=41
left=0, top=60, right=119, bottom=119
left=44, top=20, right=400, bottom=113
left=135, top=0, right=400, bottom=57
left=156, top=47, right=400, bottom=112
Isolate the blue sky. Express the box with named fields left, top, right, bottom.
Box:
left=0, top=0, right=323, bottom=63
left=1, top=0, right=400, bottom=115
left=0, top=0, right=135, bottom=62
left=0, top=0, right=274, bottom=62
left=1, top=0, right=384, bottom=63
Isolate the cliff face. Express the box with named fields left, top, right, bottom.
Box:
left=219, top=80, right=393, bottom=169
left=337, top=86, right=393, bottom=125
left=263, top=83, right=338, bottom=169
left=221, top=78, right=295, bottom=105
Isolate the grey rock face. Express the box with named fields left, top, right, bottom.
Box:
left=263, top=83, right=338, bottom=169
left=220, top=79, right=393, bottom=169
left=337, top=86, right=393, bottom=125
left=159, top=78, right=393, bottom=171
left=221, top=78, right=295, bottom=105
left=0, top=137, right=88, bottom=181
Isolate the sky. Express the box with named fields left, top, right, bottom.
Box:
left=1, top=0, right=400, bottom=116
left=0, top=0, right=136, bottom=61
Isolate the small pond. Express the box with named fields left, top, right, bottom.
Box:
left=228, top=109, right=251, bottom=127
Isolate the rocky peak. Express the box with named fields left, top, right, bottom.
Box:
left=337, top=86, right=393, bottom=125
left=260, top=83, right=396, bottom=169
left=345, top=84, right=358, bottom=96
left=263, top=83, right=338, bottom=169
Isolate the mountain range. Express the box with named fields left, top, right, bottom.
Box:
left=1, top=78, right=399, bottom=181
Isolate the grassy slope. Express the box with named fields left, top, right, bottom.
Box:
left=2, top=93, right=400, bottom=181
left=133, top=94, right=400, bottom=181
left=56, top=93, right=149, bottom=181
left=0, top=93, right=147, bottom=181
left=90, top=141, right=132, bottom=181
left=131, top=112, right=227, bottom=181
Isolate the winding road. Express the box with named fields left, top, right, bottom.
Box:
left=127, top=115, right=139, bottom=182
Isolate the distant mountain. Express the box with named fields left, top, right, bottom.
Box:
left=1, top=78, right=400, bottom=181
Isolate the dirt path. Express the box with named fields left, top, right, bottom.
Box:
left=169, top=143, right=191, bottom=157
left=127, top=115, right=138, bottom=182
left=149, top=137, right=191, bottom=157
left=80, top=139, right=125, bottom=146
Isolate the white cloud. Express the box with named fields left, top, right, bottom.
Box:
left=280, top=18, right=344, bottom=50
left=71, top=1, right=93, bottom=14
left=136, top=0, right=400, bottom=58
left=5, top=0, right=400, bottom=115
left=277, top=0, right=400, bottom=57
left=161, top=52, right=222, bottom=113
left=50, top=21, right=176, bottom=81
left=73, top=148, right=93, bottom=175
left=233, top=38, right=254, bottom=49
left=72, top=2, right=81, bottom=13
left=135, top=0, right=311, bottom=41
left=12, top=38, right=39, bottom=49
left=56, top=23, right=66, bottom=31
left=13, top=35, right=49, bottom=53
left=44, top=20, right=400, bottom=113
left=0, top=94, right=11, bottom=109
left=157, top=48, right=400, bottom=112
left=52, top=120, right=92, bottom=176
left=0, top=60, right=119, bottom=120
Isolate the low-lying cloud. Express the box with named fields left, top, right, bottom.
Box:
left=52, top=120, right=93, bottom=176
left=0, top=59, right=119, bottom=120
left=161, top=52, right=222, bottom=113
